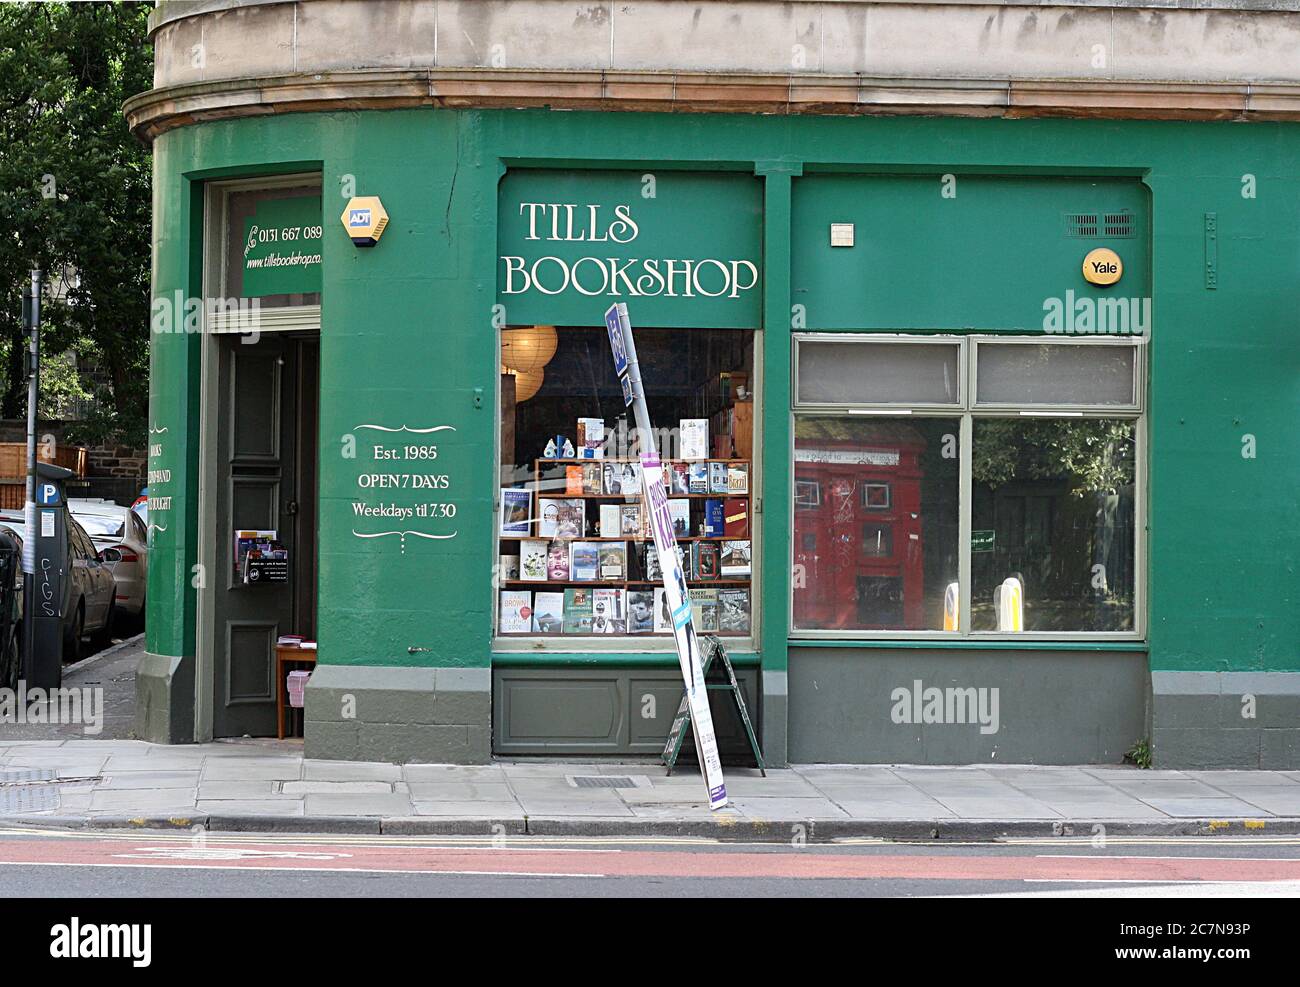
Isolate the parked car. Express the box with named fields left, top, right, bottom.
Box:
left=68, top=499, right=148, bottom=622
left=0, top=509, right=116, bottom=661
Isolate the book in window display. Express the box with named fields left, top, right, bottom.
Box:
left=577, top=417, right=604, bottom=458
left=627, top=590, right=655, bottom=633
left=708, top=461, right=729, bottom=494
left=620, top=504, right=643, bottom=538
left=689, top=587, right=720, bottom=634
left=498, top=591, right=533, bottom=634
left=727, top=462, right=749, bottom=494
left=669, top=462, right=690, bottom=495
left=532, top=592, right=565, bottom=634
left=546, top=539, right=570, bottom=581
left=565, top=466, right=584, bottom=495
left=680, top=419, right=708, bottom=460
left=718, top=588, right=751, bottom=634
left=592, top=588, right=625, bottom=634
left=723, top=498, right=749, bottom=538
left=599, top=504, right=621, bottom=538
left=692, top=541, right=720, bottom=580
left=581, top=462, right=602, bottom=496
left=562, top=588, right=594, bottom=634
left=569, top=542, right=600, bottom=582
left=539, top=498, right=584, bottom=538
left=668, top=499, right=690, bottom=538
left=519, top=540, right=548, bottom=581
left=499, top=488, right=531, bottom=535
left=499, top=554, right=520, bottom=581
left=688, top=462, right=708, bottom=494
left=720, top=539, right=752, bottom=578
left=653, top=587, right=674, bottom=634
left=703, top=498, right=724, bottom=537
left=598, top=541, right=627, bottom=580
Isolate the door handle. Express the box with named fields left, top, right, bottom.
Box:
left=285, top=500, right=299, bottom=516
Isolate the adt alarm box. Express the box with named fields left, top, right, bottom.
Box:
left=24, top=462, right=74, bottom=689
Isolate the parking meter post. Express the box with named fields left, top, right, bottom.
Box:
left=27, top=464, right=74, bottom=689
left=21, top=269, right=40, bottom=683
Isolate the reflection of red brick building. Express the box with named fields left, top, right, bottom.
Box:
left=794, top=425, right=926, bottom=630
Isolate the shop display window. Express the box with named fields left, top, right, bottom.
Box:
left=793, top=335, right=1143, bottom=638
left=496, top=326, right=756, bottom=644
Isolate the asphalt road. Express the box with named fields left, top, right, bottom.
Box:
left=2, top=828, right=1299, bottom=898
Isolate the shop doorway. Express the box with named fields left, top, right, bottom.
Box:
left=206, top=332, right=319, bottom=738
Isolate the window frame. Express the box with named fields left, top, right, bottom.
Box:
left=790, top=333, right=1146, bottom=643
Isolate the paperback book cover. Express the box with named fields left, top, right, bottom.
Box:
left=692, top=541, right=720, bottom=580
left=703, top=499, right=724, bottom=537
left=708, top=461, right=729, bottom=494
left=598, top=541, right=627, bottom=580
left=626, top=590, right=655, bottom=633
left=653, top=587, right=674, bottom=634
left=679, top=419, right=708, bottom=460
left=727, top=462, right=749, bottom=494
left=718, top=588, right=751, bottom=634
left=577, top=417, right=605, bottom=458
left=500, top=488, right=532, bottom=535
left=688, top=462, right=708, bottom=494
left=599, top=504, right=621, bottom=538
left=498, top=591, right=533, bottom=634
left=519, top=540, right=548, bottom=581
left=592, top=588, right=625, bottom=634
left=669, top=462, right=691, bottom=495
left=562, top=588, right=595, bottom=634
left=689, top=588, right=719, bottom=634
left=620, top=504, right=643, bottom=538
left=602, top=461, right=642, bottom=496
left=532, top=591, right=565, bottom=634
left=668, top=499, right=691, bottom=538
left=569, top=542, right=600, bottom=581
left=581, top=462, right=603, bottom=496
left=538, top=498, right=584, bottom=538
left=499, top=554, right=520, bottom=581
left=546, top=539, right=570, bottom=581
left=565, top=466, right=584, bottom=496
left=720, top=539, right=752, bottom=578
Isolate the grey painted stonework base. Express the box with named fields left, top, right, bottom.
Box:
left=492, top=666, right=766, bottom=763
left=789, top=647, right=1150, bottom=765
left=1152, top=671, right=1300, bottom=769
left=134, top=651, right=195, bottom=745
left=305, top=665, right=491, bottom=765
left=762, top=670, right=788, bottom=768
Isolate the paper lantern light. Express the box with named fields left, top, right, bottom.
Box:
left=500, top=325, right=558, bottom=375
left=502, top=364, right=544, bottom=402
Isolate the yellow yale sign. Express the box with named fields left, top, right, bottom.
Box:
left=341, top=196, right=389, bottom=247
left=1082, top=247, right=1123, bottom=286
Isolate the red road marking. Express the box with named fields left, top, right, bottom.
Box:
left=0, top=837, right=1298, bottom=882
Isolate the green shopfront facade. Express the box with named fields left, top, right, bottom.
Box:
left=132, top=4, right=1300, bottom=769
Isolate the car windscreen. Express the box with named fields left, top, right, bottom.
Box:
left=72, top=514, right=125, bottom=538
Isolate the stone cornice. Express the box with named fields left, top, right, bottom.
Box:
left=124, top=68, right=1300, bottom=141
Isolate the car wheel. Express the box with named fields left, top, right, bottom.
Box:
left=63, top=602, right=83, bottom=664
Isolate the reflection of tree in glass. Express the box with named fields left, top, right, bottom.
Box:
left=973, top=419, right=1135, bottom=494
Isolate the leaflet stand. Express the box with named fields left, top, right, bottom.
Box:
left=662, top=635, right=765, bottom=776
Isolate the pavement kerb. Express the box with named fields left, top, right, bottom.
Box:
left=4, top=814, right=1300, bottom=842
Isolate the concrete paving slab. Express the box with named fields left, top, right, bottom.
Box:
left=1190, top=771, right=1300, bottom=790
left=402, top=764, right=506, bottom=783
left=200, top=758, right=303, bottom=781
left=1137, top=797, right=1271, bottom=818
left=301, top=759, right=402, bottom=783
left=404, top=782, right=515, bottom=801
left=90, top=788, right=199, bottom=812
left=281, top=781, right=393, bottom=795
left=102, top=771, right=203, bottom=789
left=196, top=781, right=279, bottom=799
left=1105, top=779, right=1224, bottom=797
left=931, top=797, right=1063, bottom=819
left=103, top=755, right=206, bottom=771
left=1226, top=790, right=1300, bottom=815
left=410, top=801, right=525, bottom=818
left=729, top=797, right=850, bottom=819
left=303, top=793, right=413, bottom=816
left=514, top=798, right=635, bottom=817
left=196, top=800, right=304, bottom=816
left=1042, top=801, right=1170, bottom=820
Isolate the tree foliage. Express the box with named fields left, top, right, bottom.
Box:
left=0, top=1, right=152, bottom=444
